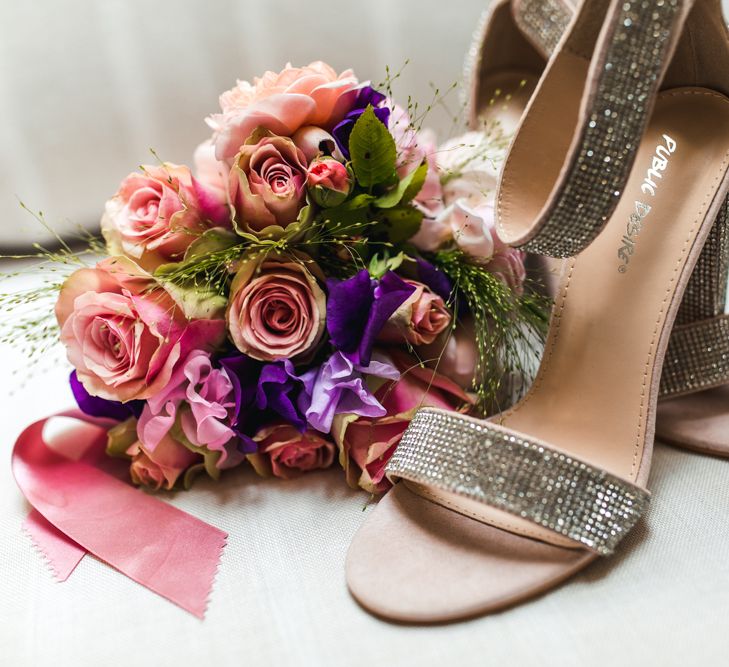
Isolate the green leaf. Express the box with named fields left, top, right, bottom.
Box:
left=401, top=160, right=428, bottom=204
left=182, top=227, right=240, bottom=261
left=374, top=160, right=428, bottom=209
left=368, top=251, right=405, bottom=278
left=319, top=198, right=374, bottom=236
left=106, top=417, right=137, bottom=459
left=375, top=205, right=423, bottom=243
left=349, top=106, right=397, bottom=188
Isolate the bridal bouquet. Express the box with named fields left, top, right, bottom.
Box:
left=6, top=62, right=547, bottom=495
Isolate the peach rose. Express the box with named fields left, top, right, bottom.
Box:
left=127, top=433, right=200, bottom=491
left=208, top=62, right=360, bottom=160
left=333, top=350, right=471, bottom=493
left=249, top=423, right=336, bottom=479
left=226, top=256, right=326, bottom=362
left=229, top=133, right=308, bottom=237
left=101, top=163, right=228, bottom=271
left=55, top=256, right=226, bottom=402
left=378, top=279, right=451, bottom=346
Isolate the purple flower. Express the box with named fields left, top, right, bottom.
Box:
left=219, top=354, right=260, bottom=453
left=333, top=86, right=391, bottom=159
left=326, top=270, right=416, bottom=365
left=70, top=371, right=143, bottom=421
left=219, top=354, right=308, bottom=444
left=298, top=351, right=400, bottom=434
left=416, top=257, right=452, bottom=302
left=255, top=360, right=307, bottom=431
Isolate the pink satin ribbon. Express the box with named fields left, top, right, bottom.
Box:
left=13, top=410, right=227, bottom=618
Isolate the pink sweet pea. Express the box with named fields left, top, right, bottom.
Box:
left=333, top=350, right=472, bottom=493
left=101, top=163, right=229, bottom=271
left=137, top=350, right=243, bottom=470
left=55, top=257, right=226, bottom=402
left=208, top=62, right=360, bottom=160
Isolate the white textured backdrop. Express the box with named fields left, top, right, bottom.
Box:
left=0, top=0, right=485, bottom=248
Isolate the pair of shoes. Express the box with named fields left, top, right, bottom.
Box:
left=345, top=0, right=729, bottom=623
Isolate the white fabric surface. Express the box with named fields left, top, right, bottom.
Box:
left=3, top=2, right=729, bottom=663
left=1, top=265, right=729, bottom=666
left=0, top=0, right=485, bottom=248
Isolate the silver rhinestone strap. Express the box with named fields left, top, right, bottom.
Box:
left=514, top=0, right=572, bottom=55
left=387, top=409, right=650, bottom=556
left=511, top=0, right=684, bottom=257
left=660, top=314, right=729, bottom=397
left=676, top=194, right=729, bottom=326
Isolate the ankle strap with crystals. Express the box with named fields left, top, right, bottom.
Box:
left=496, top=0, right=692, bottom=257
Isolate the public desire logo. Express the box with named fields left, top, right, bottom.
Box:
left=617, top=134, right=676, bottom=273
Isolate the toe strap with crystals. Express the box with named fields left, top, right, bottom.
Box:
left=386, top=408, right=650, bottom=556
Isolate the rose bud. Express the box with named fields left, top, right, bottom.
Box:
left=306, top=157, right=352, bottom=208
left=377, top=279, right=451, bottom=346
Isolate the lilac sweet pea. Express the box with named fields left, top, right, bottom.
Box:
left=298, top=351, right=400, bottom=434
left=332, top=85, right=391, bottom=159
left=326, top=270, right=416, bottom=365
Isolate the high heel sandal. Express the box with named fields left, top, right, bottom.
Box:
left=346, top=0, right=729, bottom=622
left=468, top=0, right=729, bottom=459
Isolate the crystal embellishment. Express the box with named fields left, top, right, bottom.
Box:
left=515, top=0, right=571, bottom=55
left=512, top=0, right=683, bottom=257
left=386, top=408, right=651, bottom=556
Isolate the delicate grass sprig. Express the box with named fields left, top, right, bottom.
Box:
left=0, top=204, right=107, bottom=378
left=432, top=248, right=550, bottom=415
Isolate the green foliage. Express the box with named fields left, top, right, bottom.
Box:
left=374, top=160, right=427, bottom=209
left=349, top=106, right=397, bottom=189
left=368, top=250, right=405, bottom=279
left=374, top=205, right=423, bottom=244
left=432, top=249, right=550, bottom=415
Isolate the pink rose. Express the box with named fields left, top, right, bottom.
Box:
left=137, top=350, right=244, bottom=470
left=101, top=163, right=229, bottom=271
left=249, top=423, right=336, bottom=479
left=194, top=140, right=228, bottom=203
left=127, top=433, right=200, bottom=491
left=208, top=62, right=360, bottom=160
left=306, top=156, right=352, bottom=207
left=378, top=279, right=451, bottom=346
left=229, top=133, right=309, bottom=236
left=417, top=316, right=479, bottom=390
left=334, top=350, right=472, bottom=493
left=487, top=246, right=527, bottom=295
left=226, top=256, right=326, bottom=362
left=55, top=256, right=226, bottom=402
